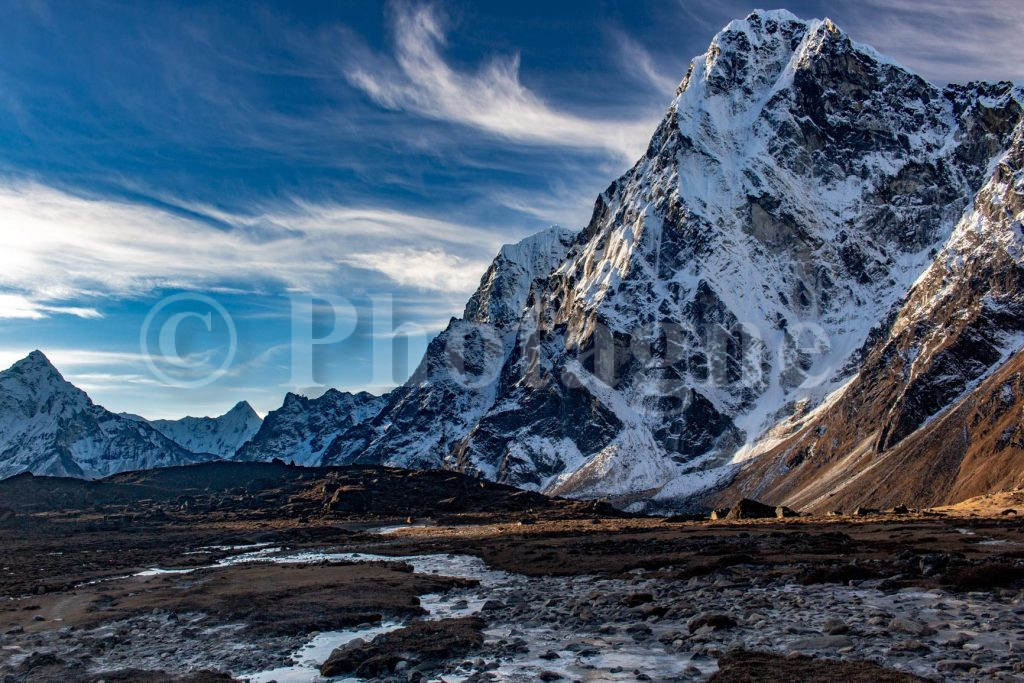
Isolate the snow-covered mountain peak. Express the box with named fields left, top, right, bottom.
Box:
left=0, top=351, right=89, bottom=414
left=0, top=352, right=205, bottom=479
left=144, top=400, right=263, bottom=459
left=8, top=350, right=66, bottom=382
left=10, top=11, right=1018, bottom=515
left=225, top=401, right=260, bottom=421
left=463, top=226, right=576, bottom=328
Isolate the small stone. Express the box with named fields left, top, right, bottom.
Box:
left=788, top=635, right=854, bottom=651
left=687, top=613, right=737, bottom=633
left=888, top=618, right=936, bottom=636
left=623, top=592, right=654, bottom=607
left=822, top=617, right=849, bottom=635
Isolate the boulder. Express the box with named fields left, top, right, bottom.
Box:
left=726, top=499, right=777, bottom=520
left=775, top=505, right=800, bottom=518
left=888, top=618, right=936, bottom=636
left=788, top=635, right=855, bottom=651
left=320, top=617, right=485, bottom=678
left=822, top=617, right=849, bottom=635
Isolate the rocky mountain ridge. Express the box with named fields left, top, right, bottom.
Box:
left=236, top=389, right=385, bottom=466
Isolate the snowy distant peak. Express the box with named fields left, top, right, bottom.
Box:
left=463, top=226, right=576, bottom=328
left=279, top=388, right=379, bottom=414
left=147, top=400, right=262, bottom=459
left=7, top=350, right=66, bottom=383
left=0, top=350, right=90, bottom=412
left=224, top=399, right=261, bottom=426
left=0, top=352, right=204, bottom=479
left=226, top=400, right=258, bottom=418
left=15, top=349, right=59, bottom=372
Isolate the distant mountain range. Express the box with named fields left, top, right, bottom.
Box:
left=0, top=351, right=208, bottom=479
left=122, top=401, right=262, bottom=459
left=3, top=10, right=1024, bottom=514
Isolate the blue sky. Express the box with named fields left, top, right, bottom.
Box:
left=1, top=0, right=1021, bottom=418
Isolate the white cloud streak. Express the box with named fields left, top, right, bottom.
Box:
left=342, top=3, right=660, bottom=162
left=0, top=181, right=506, bottom=317
left=610, top=29, right=682, bottom=96
left=0, top=293, right=101, bottom=319
left=340, top=248, right=484, bottom=292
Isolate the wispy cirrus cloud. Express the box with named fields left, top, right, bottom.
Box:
left=339, top=3, right=660, bottom=161
left=0, top=293, right=102, bottom=320
left=608, top=28, right=682, bottom=96
left=340, top=248, right=485, bottom=292
left=0, top=181, right=506, bottom=318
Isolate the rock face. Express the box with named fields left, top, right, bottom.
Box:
left=321, top=10, right=1024, bottom=511
left=135, top=401, right=262, bottom=458
left=724, top=499, right=777, bottom=520
left=322, top=226, right=577, bottom=470
left=235, top=390, right=384, bottom=466
left=0, top=351, right=207, bottom=479
left=714, top=119, right=1024, bottom=512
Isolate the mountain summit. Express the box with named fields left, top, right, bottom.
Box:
left=0, top=351, right=206, bottom=479
left=314, top=10, right=1024, bottom=511
left=145, top=401, right=262, bottom=458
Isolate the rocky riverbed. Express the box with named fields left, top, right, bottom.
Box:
left=3, top=463, right=1024, bottom=681
left=5, top=542, right=1024, bottom=682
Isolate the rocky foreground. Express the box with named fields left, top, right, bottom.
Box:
left=1, top=462, right=1023, bottom=682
